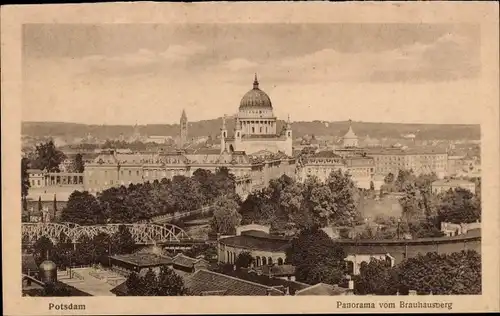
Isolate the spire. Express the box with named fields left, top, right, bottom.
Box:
left=181, top=109, right=187, bottom=121
left=221, top=114, right=227, bottom=130
left=286, top=114, right=292, bottom=129
left=253, top=73, right=259, bottom=89
left=235, top=117, right=241, bottom=131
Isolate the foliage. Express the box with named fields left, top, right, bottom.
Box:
left=30, top=140, right=66, bottom=172
left=356, top=258, right=400, bottom=295
left=210, top=195, right=242, bottom=234
left=112, top=225, right=136, bottom=255
left=183, top=244, right=217, bottom=261
left=398, top=251, right=481, bottom=295
left=235, top=251, right=254, bottom=269
left=21, top=158, right=31, bottom=210
left=355, top=250, right=481, bottom=295
left=124, top=267, right=188, bottom=296
left=60, top=167, right=237, bottom=225
left=61, top=191, right=104, bottom=225
left=286, top=227, right=346, bottom=285
left=72, top=153, right=85, bottom=173
left=437, top=188, right=481, bottom=224
left=42, top=283, right=72, bottom=296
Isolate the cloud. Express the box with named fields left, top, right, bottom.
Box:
left=221, top=58, right=259, bottom=71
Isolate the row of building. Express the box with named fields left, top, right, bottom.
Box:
left=26, top=76, right=480, bottom=201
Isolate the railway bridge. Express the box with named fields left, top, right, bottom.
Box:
left=21, top=222, right=206, bottom=246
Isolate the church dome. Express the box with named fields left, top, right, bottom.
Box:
left=239, top=75, right=273, bottom=110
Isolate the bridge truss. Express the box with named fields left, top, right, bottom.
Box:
left=21, top=222, right=192, bottom=245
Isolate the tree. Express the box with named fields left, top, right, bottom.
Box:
left=21, top=157, right=31, bottom=211
left=210, top=195, right=242, bottom=234
left=157, top=266, right=189, bottom=296
left=32, top=236, right=55, bottom=264
left=357, top=258, right=400, bottom=295
left=309, top=185, right=336, bottom=227
left=437, top=188, right=480, bottom=224
left=43, top=283, right=72, bottom=296
left=286, top=227, right=346, bottom=285
left=72, top=153, right=85, bottom=173
left=112, top=225, right=136, bottom=255
left=125, top=272, right=145, bottom=296
left=142, top=269, right=158, bottom=296
left=53, top=194, right=58, bottom=219
left=31, top=140, right=66, bottom=172
left=398, top=251, right=481, bottom=295
left=38, top=196, right=43, bottom=213
left=61, top=191, right=103, bottom=225
left=192, top=169, right=217, bottom=205
left=325, top=170, right=359, bottom=226
left=235, top=251, right=254, bottom=269
left=384, top=172, right=395, bottom=184
left=395, top=169, right=415, bottom=192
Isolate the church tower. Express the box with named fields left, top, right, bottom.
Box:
left=220, top=114, right=228, bottom=154
left=180, top=109, right=188, bottom=148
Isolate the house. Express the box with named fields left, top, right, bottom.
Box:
left=295, top=283, right=351, bottom=296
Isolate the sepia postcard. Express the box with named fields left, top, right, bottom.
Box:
left=2, top=1, right=499, bottom=315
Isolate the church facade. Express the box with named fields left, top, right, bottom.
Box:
left=221, top=75, right=293, bottom=157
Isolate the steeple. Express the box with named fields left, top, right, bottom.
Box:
left=286, top=114, right=292, bottom=130
left=253, top=73, right=259, bottom=89
left=235, top=117, right=241, bottom=131
left=181, top=109, right=187, bottom=121
left=221, top=114, right=227, bottom=131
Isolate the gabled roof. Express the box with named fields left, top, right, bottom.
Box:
left=172, top=254, right=209, bottom=269
left=185, top=269, right=285, bottom=296
left=295, top=283, right=349, bottom=296
left=257, top=264, right=296, bottom=277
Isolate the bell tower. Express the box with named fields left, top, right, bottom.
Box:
left=180, top=109, right=188, bottom=148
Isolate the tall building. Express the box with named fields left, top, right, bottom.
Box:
left=343, top=120, right=359, bottom=148
left=180, top=109, right=188, bottom=148
left=222, top=74, right=293, bottom=156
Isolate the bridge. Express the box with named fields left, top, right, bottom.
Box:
left=22, top=222, right=206, bottom=246
left=138, top=205, right=213, bottom=224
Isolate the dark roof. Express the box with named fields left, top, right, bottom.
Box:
left=313, top=150, right=341, bottom=158
left=219, top=235, right=291, bottom=252
left=172, top=254, right=208, bottom=268
left=193, top=148, right=222, bottom=155
left=258, top=265, right=296, bottom=277
left=22, top=254, right=38, bottom=273
left=295, top=283, right=348, bottom=296
left=185, top=270, right=284, bottom=296
left=110, top=253, right=172, bottom=268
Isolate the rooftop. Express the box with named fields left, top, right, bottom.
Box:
left=295, top=283, right=349, bottom=296
left=110, top=253, right=173, bottom=268
left=432, top=179, right=475, bottom=186
left=219, top=234, right=291, bottom=252
left=185, top=269, right=284, bottom=296
left=172, top=253, right=208, bottom=269
left=257, top=264, right=296, bottom=277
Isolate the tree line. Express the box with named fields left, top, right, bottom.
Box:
left=28, top=225, right=137, bottom=269
left=355, top=250, right=481, bottom=295
left=238, top=171, right=362, bottom=233
left=61, top=167, right=237, bottom=225
left=380, top=169, right=481, bottom=239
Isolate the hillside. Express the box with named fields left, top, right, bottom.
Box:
left=21, top=119, right=480, bottom=141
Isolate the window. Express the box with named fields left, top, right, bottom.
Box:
left=129, top=170, right=132, bottom=176
left=37, top=180, right=41, bottom=186
left=136, top=170, right=140, bottom=176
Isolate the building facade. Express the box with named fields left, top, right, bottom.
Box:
left=431, top=179, right=476, bottom=195
left=83, top=149, right=295, bottom=199
left=222, top=75, right=293, bottom=157
left=297, top=151, right=375, bottom=189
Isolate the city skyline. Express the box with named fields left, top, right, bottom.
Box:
left=22, top=23, right=482, bottom=125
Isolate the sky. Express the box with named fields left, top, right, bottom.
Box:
left=22, top=23, right=482, bottom=125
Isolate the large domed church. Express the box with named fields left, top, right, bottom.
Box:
left=221, top=74, right=293, bottom=156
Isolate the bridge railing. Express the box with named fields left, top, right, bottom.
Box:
left=137, top=205, right=213, bottom=224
